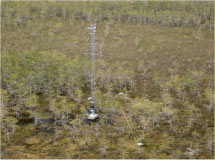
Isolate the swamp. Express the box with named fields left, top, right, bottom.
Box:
left=1, top=1, right=214, bottom=159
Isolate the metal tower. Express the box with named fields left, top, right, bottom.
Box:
left=86, top=22, right=98, bottom=120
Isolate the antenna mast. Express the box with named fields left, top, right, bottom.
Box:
left=86, top=22, right=98, bottom=120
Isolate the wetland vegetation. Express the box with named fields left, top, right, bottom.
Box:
left=1, top=1, right=214, bottom=159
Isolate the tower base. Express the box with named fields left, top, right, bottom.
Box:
left=88, top=113, right=98, bottom=120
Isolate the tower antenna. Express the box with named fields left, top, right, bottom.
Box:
left=86, top=21, right=99, bottom=120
